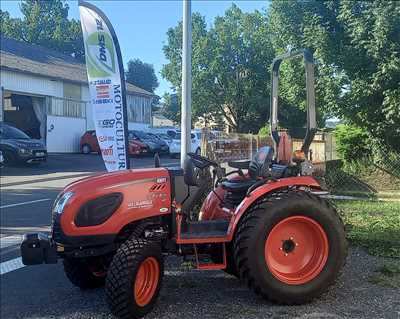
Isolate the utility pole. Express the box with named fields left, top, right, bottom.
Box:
left=180, top=0, right=192, bottom=168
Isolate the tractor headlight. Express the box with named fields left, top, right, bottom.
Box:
left=53, top=191, right=74, bottom=214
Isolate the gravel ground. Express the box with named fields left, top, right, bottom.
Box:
left=149, top=247, right=399, bottom=319
left=34, top=247, right=398, bottom=319
left=2, top=247, right=398, bottom=319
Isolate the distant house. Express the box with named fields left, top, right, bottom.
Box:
left=0, top=37, right=155, bottom=153
left=152, top=113, right=175, bottom=127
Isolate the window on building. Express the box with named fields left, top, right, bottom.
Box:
left=48, top=83, right=86, bottom=118
left=47, top=96, right=86, bottom=118
left=63, top=83, right=81, bottom=100
left=127, top=94, right=151, bottom=124
left=144, top=99, right=151, bottom=123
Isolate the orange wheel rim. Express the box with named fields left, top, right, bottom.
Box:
left=265, top=216, right=329, bottom=285
left=134, top=257, right=160, bottom=307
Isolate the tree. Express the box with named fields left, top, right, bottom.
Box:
left=1, top=0, right=84, bottom=59
left=268, top=0, right=400, bottom=150
left=161, top=93, right=180, bottom=124
left=334, top=124, right=369, bottom=162
left=162, top=12, right=211, bottom=124
left=125, top=58, right=159, bottom=93
left=162, top=6, right=278, bottom=133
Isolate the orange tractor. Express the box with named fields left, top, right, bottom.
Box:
left=21, top=50, right=347, bottom=319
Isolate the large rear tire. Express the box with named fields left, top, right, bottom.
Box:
left=233, top=190, right=347, bottom=304
left=63, top=257, right=106, bottom=289
left=106, top=238, right=163, bottom=319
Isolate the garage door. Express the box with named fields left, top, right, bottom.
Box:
left=46, top=115, right=86, bottom=153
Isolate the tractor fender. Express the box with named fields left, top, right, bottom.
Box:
left=226, top=176, right=321, bottom=240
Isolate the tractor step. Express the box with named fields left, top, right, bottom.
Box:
left=194, top=243, right=227, bottom=270
left=180, top=220, right=229, bottom=239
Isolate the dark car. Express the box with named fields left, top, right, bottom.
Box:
left=128, top=130, right=165, bottom=154
left=0, top=122, right=47, bottom=165
left=146, top=132, right=170, bottom=154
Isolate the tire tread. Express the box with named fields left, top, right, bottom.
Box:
left=233, top=189, right=347, bottom=304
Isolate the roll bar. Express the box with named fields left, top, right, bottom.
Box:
left=270, top=49, right=316, bottom=161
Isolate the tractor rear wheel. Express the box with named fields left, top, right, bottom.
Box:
left=106, top=238, right=163, bottom=319
left=63, top=257, right=106, bottom=289
left=233, top=190, right=347, bottom=304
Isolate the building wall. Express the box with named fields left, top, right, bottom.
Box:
left=0, top=70, right=63, bottom=97
left=152, top=116, right=174, bottom=127
left=1, top=70, right=152, bottom=151
left=128, top=122, right=150, bottom=131
left=126, top=94, right=152, bottom=124
left=46, top=115, right=86, bottom=153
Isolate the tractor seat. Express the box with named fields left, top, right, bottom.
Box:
left=228, top=160, right=251, bottom=170
left=221, top=178, right=256, bottom=193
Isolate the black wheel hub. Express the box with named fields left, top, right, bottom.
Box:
left=282, top=239, right=295, bottom=253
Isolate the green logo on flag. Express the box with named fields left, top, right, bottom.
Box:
left=86, top=31, right=116, bottom=77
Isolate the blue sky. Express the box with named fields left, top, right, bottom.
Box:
left=1, top=0, right=268, bottom=96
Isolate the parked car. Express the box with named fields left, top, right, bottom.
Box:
left=0, top=122, right=47, bottom=165
left=155, top=133, right=173, bottom=147
left=149, top=127, right=180, bottom=139
left=146, top=133, right=170, bottom=153
left=129, top=130, right=169, bottom=154
left=169, top=131, right=201, bottom=157
left=80, top=130, right=148, bottom=156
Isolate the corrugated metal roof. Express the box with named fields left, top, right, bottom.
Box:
left=0, top=37, right=154, bottom=97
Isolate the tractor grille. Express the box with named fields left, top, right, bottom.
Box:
left=51, top=213, right=62, bottom=243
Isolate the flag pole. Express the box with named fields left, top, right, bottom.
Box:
left=79, top=1, right=130, bottom=171
left=180, top=0, right=192, bottom=168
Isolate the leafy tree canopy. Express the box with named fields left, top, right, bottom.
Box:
left=334, top=124, right=369, bottom=162
left=1, top=0, right=84, bottom=60
left=268, top=0, right=400, bottom=150
left=162, top=1, right=400, bottom=150
left=162, top=6, right=280, bottom=133
left=125, top=58, right=159, bottom=93
left=161, top=93, right=180, bottom=125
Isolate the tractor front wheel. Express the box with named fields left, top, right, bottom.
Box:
left=233, top=190, right=347, bottom=304
left=106, top=238, right=163, bottom=319
left=63, top=257, right=106, bottom=289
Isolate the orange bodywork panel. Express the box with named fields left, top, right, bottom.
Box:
left=60, top=168, right=171, bottom=237
left=177, top=176, right=321, bottom=244
left=225, top=176, right=321, bottom=241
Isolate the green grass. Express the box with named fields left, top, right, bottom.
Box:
left=369, top=262, right=400, bottom=288
left=335, top=200, right=400, bottom=258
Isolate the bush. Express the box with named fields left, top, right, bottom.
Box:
left=258, top=125, right=270, bottom=136
left=334, top=124, right=369, bottom=162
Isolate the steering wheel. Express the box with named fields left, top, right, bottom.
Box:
left=187, top=152, right=226, bottom=186
left=187, top=152, right=219, bottom=169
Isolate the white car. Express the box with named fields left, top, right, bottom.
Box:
left=169, top=131, right=201, bottom=157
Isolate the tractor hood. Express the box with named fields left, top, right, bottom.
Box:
left=55, top=167, right=172, bottom=237
left=63, top=168, right=169, bottom=195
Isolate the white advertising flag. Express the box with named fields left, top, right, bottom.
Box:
left=79, top=1, right=129, bottom=171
